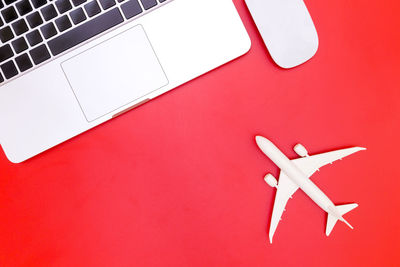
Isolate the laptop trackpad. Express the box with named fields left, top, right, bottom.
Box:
left=62, top=25, right=168, bottom=122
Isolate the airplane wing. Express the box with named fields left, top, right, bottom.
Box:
left=268, top=147, right=365, bottom=242
left=269, top=171, right=299, bottom=243
left=291, top=147, right=366, bottom=177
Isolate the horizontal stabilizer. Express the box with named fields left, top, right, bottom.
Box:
left=326, top=203, right=358, bottom=236
left=337, top=203, right=358, bottom=215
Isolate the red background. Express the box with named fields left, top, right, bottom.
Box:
left=1, top=0, right=400, bottom=266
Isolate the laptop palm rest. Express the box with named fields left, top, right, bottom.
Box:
left=61, top=25, right=168, bottom=122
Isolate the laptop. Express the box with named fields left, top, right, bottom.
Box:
left=0, top=0, right=250, bottom=163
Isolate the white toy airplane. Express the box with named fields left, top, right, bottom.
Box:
left=255, top=136, right=366, bottom=243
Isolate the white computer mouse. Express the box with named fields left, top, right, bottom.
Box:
left=245, top=0, right=319, bottom=69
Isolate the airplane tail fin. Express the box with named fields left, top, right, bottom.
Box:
left=326, top=203, right=358, bottom=236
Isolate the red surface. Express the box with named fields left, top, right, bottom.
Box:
left=1, top=0, right=400, bottom=266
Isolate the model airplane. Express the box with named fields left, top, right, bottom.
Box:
left=255, top=136, right=366, bottom=243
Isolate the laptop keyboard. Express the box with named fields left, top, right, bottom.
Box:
left=0, top=0, right=169, bottom=84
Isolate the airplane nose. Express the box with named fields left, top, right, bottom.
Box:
left=255, top=136, right=279, bottom=155
left=256, top=136, right=271, bottom=148
left=255, top=135, right=265, bottom=144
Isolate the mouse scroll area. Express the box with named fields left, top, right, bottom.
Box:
left=246, top=0, right=319, bottom=68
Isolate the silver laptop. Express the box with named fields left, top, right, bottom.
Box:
left=0, top=0, right=250, bottom=163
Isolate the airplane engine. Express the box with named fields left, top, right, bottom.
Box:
left=294, top=144, right=308, bottom=157
left=264, top=174, right=278, bottom=188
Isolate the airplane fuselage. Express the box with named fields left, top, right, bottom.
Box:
left=257, top=138, right=336, bottom=214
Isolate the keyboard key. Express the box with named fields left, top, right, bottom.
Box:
left=41, top=4, right=58, bottom=21
left=40, top=22, right=57, bottom=39
left=0, top=0, right=3, bottom=8
left=26, top=29, right=43, bottom=46
left=84, top=0, right=100, bottom=17
left=71, top=0, right=86, bottom=6
left=12, top=19, right=29, bottom=35
left=1, top=60, right=18, bottom=79
left=31, top=0, right=47, bottom=8
left=98, top=0, right=115, bottom=10
left=140, top=0, right=156, bottom=10
left=70, top=7, right=86, bottom=24
left=29, top=44, right=50, bottom=64
left=16, top=0, right=33, bottom=16
left=55, top=0, right=72, bottom=13
left=27, top=11, right=44, bottom=28
left=0, top=72, right=3, bottom=83
left=55, top=15, right=71, bottom=32
left=12, top=37, right=28, bottom=53
left=159, top=0, right=166, bottom=2
left=0, top=17, right=3, bottom=27
left=0, top=26, right=14, bottom=42
left=0, top=44, right=14, bottom=63
left=5, top=0, right=17, bottom=5
left=2, top=6, right=18, bottom=23
left=121, top=0, right=142, bottom=19
left=48, top=8, right=123, bottom=56
left=15, top=53, right=33, bottom=72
